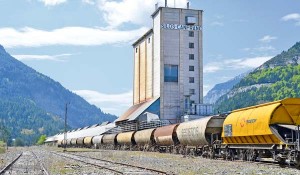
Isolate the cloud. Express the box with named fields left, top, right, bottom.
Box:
left=204, top=56, right=273, bottom=73
left=12, top=53, right=72, bottom=61
left=82, top=0, right=95, bottom=5
left=281, top=13, right=300, bottom=25
left=232, top=56, right=272, bottom=68
left=203, top=65, right=221, bottom=73
left=259, top=35, right=277, bottom=43
left=73, top=90, right=133, bottom=116
left=0, top=26, right=148, bottom=48
left=243, top=45, right=275, bottom=52
left=38, top=0, right=67, bottom=6
left=98, top=0, right=187, bottom=27
left=254, top=46, right=275, bottom=52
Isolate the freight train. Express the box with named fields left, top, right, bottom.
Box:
left=55, top=98, right=300, bottom=167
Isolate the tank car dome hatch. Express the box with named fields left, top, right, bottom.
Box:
left=222, top=98, right=300, bottom=145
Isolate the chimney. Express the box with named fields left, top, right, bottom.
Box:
left=165, top=0, right=167, bottom=7
left=155, top=3, right=158, bottom=10
left=187, top=1, right=190, bottom=9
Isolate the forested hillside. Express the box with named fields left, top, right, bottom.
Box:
left=215, top=42, right=300, bottom=112
left=0, top=45, right=116, bottom=145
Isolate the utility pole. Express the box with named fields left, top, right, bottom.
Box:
left=63, top=102, right=70, bottom=152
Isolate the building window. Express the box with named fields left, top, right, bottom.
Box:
left=189, top=54, right=194, bottom=60
left=189, top=31, right=194, bottom=37
left=189, top=66, right=194, bottom=71
left=186, top=16, right=196, bottom=25
left=135, top=48, right=138, bottom=53
left=189, top=77, right=194, bottom=83
left=191, top=100, right=195, bottom=104
left=164, top=64, right=178, bottom=82
left=148, top=38, right=151, bottom=43
left=189, top=89, right=195, bottom=95
left=189, top=43, right=194, bottom=48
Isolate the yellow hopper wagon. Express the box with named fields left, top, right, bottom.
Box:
left=221, top=98, right=300, bottom=167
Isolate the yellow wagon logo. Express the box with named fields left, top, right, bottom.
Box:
left=240, top=118, right=257, bottom=127
left=246, top=119, right=257, bottom=123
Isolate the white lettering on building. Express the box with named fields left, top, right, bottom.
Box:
left=161, top=24, right=202, bottom=31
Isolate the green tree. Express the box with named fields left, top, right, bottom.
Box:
left=36, top=135, right=47, bottom=145
left=0, top=124, right=10, bottom=145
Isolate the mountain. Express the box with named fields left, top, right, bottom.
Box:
left=0, top=45, right=116, bottom=145
left=214, top=42, right=300, bottom=113
left=204, top=71, right=249, bottom=104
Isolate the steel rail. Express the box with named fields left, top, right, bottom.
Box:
left=0, top=152, right=23, bottom=175
left=52, top=152, right=124, bottom=174
left=31, top=151, right=50, bottom=175
left=67, top=152, right=168, bottom=174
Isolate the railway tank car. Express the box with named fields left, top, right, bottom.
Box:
left=102, top=134, right=118, bottom=149
left=92, top=135, right=103, bottom=149
left=76, top=137, right=85, bottom=147
left=153, top=124, right=180, bottom=152
left=220, top=98, right=300, bottom=167
left=83, top=136, right=93, bottom=148
left=116, top=131, right=136, bottom=149
left=134, top=128, right=156, bottom=151
left=176, top=116, right=225, bottom=156
left=71, top=138, right=77, bottom=146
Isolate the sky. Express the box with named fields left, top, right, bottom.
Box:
left=0, top=0, right=299, bottom=116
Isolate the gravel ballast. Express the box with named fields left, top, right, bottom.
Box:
left=1, top=146, right=300, bottom=174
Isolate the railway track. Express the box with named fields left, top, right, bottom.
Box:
left=0, top=151, right=49, bottom=175
left=52, top=151, right=168, bottom=174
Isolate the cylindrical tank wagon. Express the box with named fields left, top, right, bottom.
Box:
left=134, top=128, right=156, bottom=151
left=92, top=135, right=103, bottom=149
left=153, top=124, right=179, bottom=152
left=71, top=138, right=77, bottom=146
left=176, top=116, right=225, bottom=155
left=76, top=137, right=85, bottom=147
left=116, top=131, right=136, bottom=149
left=83, top=136, right=93, bottom=148
left=102, top=134, right=118, bottom=149
left=57, top=140, right=63, bottom=147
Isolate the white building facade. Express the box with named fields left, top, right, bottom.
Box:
left=119, top=5, right=203, bottom=123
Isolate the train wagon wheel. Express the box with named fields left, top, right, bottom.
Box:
left=238, top=150, right=246, bottom=161
left=295, top=154, right=300, bottom=169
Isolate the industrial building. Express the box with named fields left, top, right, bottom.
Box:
left=117, top=2, right=211, bottom=126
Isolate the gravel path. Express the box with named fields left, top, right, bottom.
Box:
left=1, top=147, right=300, bottom=174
